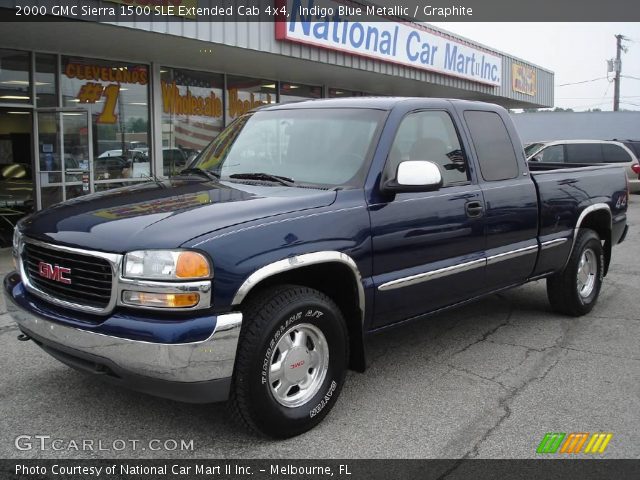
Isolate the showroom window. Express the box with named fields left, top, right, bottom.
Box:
left=160, top=67, right=224, bottom=176
left=35, top=54, right=57, bottom=108
left=226, top=75, right=277, bottom=125
left=0, top=49, right=31, bottom=105
left=0, top=109, right=34, bottom=219
left=61, top=56, right=151, bottom=184
left=279, top=82, right=322, bottom=104
left=328, top=88, right=362, bottom=98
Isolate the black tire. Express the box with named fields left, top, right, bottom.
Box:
left=229, top=285, right=349, bottom=438
left=547, top=229, right=604, bottom=316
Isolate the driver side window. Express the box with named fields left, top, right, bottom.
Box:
left=387, top=111, right=470, bottom=187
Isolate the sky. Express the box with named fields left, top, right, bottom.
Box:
left=429, top=23, right=640, bottom=111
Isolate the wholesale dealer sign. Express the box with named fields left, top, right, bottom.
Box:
left=276, top=0, right=502, bottom=86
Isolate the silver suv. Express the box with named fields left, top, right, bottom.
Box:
left=527, top=139, right=640, bottom=193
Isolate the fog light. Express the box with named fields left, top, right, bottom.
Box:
left=122, top=291, right=200, bottom=308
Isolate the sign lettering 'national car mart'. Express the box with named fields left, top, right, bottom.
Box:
left=276, top=0, right=502, bottom=86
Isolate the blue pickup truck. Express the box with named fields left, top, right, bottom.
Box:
left=5, top=98, right=629, bottom=438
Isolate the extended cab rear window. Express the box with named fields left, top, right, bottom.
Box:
left=464, top=110, right=519, bottom=181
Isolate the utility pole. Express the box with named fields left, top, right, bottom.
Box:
left=613, top=34, right=627, bottom=111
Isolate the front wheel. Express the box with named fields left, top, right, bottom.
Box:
left=547, top=229, right=604, bottom=316
left=229, top=285, right=348, bottom=438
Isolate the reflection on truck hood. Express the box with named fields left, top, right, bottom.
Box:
left=20, top=179, right=337, bottom=252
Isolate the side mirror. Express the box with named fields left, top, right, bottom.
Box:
left=382, top=160, right=443, bottom=193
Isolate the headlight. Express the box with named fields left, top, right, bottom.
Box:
left=123, top=250, right=211, bottom=280
left=12, top=225, right=21, bottom=251
left=12, top=226, right=21, bottom=271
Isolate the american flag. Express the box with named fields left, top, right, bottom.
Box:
left=165, top=70, right=224, bottom=151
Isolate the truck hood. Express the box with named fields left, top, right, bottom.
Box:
left=20, top=179, right=337, bottom=252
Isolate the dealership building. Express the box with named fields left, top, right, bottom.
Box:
left=0, top=0, right=553, bottom=220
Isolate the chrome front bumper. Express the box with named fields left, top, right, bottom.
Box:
left=4, top=274, right=242, bottom=400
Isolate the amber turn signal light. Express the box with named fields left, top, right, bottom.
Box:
left=122, top=291, right=200, bottom=308
left=176, top=252, right=210, bottom=279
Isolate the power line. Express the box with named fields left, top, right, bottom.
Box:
left=601, top=80, right=612, bottom=105
left=556, top=95, right=640, bottom=100
left=556, top=77, right=608, bottom=87
left=622, top=75, right=640, bottom=81
left=566, top=101, right=613, bottom=109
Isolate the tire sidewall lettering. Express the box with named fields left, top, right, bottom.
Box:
left=309, top=380, right=337, bottom=418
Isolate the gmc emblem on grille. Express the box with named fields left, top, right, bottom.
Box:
left=38, top=262, right=71, bottom=284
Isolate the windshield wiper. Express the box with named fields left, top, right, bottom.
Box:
left=229, top=172, right=295, bottom=187
left=179, top=167, right=220, bottom=181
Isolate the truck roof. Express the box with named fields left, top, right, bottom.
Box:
left=261, top=97, right=502, bottom=112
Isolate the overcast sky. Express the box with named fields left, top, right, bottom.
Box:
left=429, top=23, right=640, bottom=111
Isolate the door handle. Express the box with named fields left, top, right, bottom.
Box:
left=465, top=201, right=484, bottom=218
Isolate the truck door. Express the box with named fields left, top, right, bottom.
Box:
left=369, top=110, right=486, bottom=327
left=462, top=110, right=539, bottom=290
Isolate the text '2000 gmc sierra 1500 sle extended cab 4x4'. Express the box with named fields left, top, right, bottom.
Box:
left=4, top=98, right=629, bottom=438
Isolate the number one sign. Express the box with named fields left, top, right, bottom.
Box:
left=76, top=82, right=121, bottom=124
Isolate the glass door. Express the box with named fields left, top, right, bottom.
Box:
left=36, top=110, right=92, bottom=209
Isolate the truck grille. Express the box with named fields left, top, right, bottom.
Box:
left=22, top=242, right=113, bottom=309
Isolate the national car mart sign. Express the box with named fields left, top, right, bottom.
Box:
left=276, top=0, right=502, bottom=86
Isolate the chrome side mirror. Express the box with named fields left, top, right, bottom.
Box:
left=382, top=160, right=443, bottom=193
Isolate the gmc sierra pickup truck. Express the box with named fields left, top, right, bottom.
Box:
left=4, top=98, right=629, bottom=438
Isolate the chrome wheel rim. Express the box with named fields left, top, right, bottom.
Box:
left=268, top=323, right=329, bottom=408
left=577, top=248, right=597, bottom=298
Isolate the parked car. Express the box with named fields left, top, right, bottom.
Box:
left=94, top=156, right=129, bottom=180
left=5, top=98, right=629, bottom=438
left=612, top=139, right=640, bottom=158
left=612, top=139, right=640, bottom=186
left=163, top=147, right=188, bottom=174
left=527, top=139, right=640, bottom=193
left=523, top=141, right=548, bottom=157
left=98, top=149, right=124, bottom=159
left=98, top=148, right=148, bottom=159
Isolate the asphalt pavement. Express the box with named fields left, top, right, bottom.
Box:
left=0, top=197, right=638, bottom=459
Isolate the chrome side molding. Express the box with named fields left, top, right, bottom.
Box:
left=378, top=241, right=556, bottom=292
left=540, top=238, right=569, bottom=250
left=486, top=245, right=537, bottom=265
left=378, top=258, right=485, bottom=291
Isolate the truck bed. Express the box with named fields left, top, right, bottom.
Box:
left=529, top=162, right=628, bottom=277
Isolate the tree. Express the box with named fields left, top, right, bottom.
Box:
left=126, top=117, right=148, bottom=133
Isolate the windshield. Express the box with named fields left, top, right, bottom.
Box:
left=524, top=142, right=545, bottom=157
left=189, top=108, right=385, bottom=187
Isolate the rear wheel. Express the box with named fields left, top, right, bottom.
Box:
left=229, top=285, right=348, bottom=438
left=547, top=229, right=604, bottom=316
